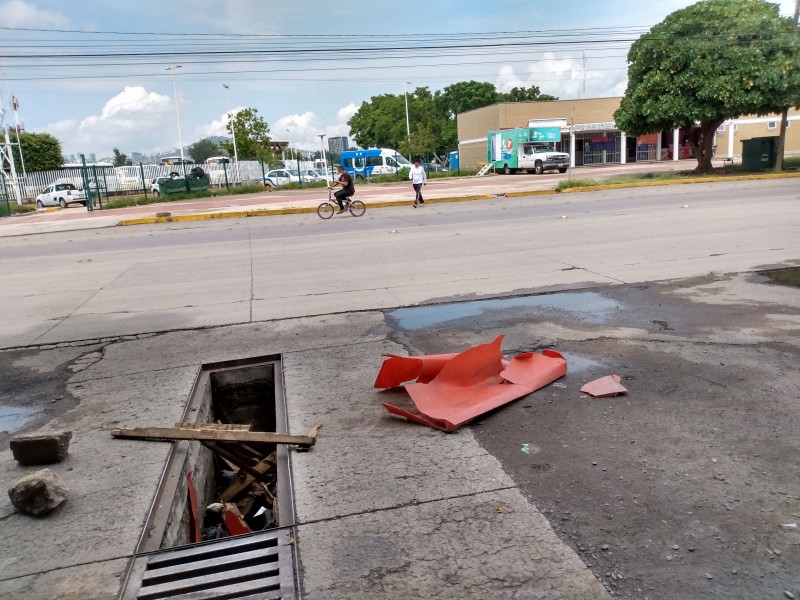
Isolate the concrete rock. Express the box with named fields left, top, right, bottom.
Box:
left=8, top=468, right=69, bottom=517
left=10, top=431, right=72, bottom=465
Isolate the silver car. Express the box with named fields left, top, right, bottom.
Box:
left=36, top=183, right=87, bottom=209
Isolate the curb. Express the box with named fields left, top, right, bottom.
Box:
left=560, top=171, right=800, bottom=194
left=117, top=193, right=499, bottom=226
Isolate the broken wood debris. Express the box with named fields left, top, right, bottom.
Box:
left=110, top=424, right=321, bottom=447
left=112, top=422, right=320, bottom=541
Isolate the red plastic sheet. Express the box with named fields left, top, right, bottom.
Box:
left=580, top=374, right=628, bottom=398
left=375, top=335, right=567, bottom=432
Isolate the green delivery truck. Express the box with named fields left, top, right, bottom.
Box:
left=488, top=119, right=570, bottom=175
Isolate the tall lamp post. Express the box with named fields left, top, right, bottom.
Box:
left=318, top=133, right=329, bottom=185
left=404, top=81, right=411, bottom=140
left=222, top=83, right=239, bottom=182
left=166, top=65, right=185, bottom=163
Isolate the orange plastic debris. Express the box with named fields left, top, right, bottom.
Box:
left=376, top=335, right=567, bottom=432
left=580, top=374, right=628, bottom=398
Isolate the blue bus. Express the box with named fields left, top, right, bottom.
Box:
left=339, top=148, right=411, bottom=179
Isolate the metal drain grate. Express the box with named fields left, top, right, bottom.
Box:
left=122, top=528, right=296, bottom=599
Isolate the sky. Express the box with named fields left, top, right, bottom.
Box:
left=1, top=0, right=796, bottom=159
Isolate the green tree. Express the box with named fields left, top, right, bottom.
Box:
left=400, top=124, right=437, bottom=160
left=112, top=148, right=128, bottom=167
left=500, top=85, right=558, bottom=102
left=614, top=0, right=800, bottom=173
left=188, top=138, right=221, bottom=163
left=434, top=81, right=499, bottom=116
left=6, top=132, right=63, bottom=172
left=348, top=93, right=409, bottom=151
left=219, top=108, right=275, bottom=163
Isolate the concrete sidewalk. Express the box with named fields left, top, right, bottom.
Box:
left=0, top=313, right=610, bottom=599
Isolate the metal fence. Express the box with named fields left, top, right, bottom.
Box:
left=2, top=159, right=294, bottom=204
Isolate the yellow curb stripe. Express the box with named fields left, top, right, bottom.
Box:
left=118, top=194, right=500, bottom=225
left=561, top=172, right=800, bottom=193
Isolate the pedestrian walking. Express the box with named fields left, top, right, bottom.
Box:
left=409, top=158, right=427, bottom=207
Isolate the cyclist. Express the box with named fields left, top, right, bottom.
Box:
left=329, top=165, right=355, bottom=214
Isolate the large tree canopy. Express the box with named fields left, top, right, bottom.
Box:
left=348, top=81, right=557, bottom=160
left=5, top=132, right=63, bottom=173
left=614, top=0, right=800, bottom=172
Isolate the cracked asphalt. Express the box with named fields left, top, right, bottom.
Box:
left=1, top=179, right=799, bottom=599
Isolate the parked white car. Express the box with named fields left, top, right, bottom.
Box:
left=260, top=169, right=313, bottom=187
left=35, top=182, right=86, bottom=209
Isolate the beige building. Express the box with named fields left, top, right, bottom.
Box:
left=457, top=97, right=800, bottom=169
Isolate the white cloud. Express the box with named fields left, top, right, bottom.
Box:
left=0, top=0, right=70, bottom=28
left=496, top=53, right=626, bottom=99
left=268, top=105, right=355, bottom=151
left=195, top=107, right=245, bottom=139
left=46, top=86, right=175, bottom=155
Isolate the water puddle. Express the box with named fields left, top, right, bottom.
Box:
left=389, top=292, right=621, bottom=331
left=0, top=405, right=36, bottom=433
left=762, top=267, right=800, bottom=289
left=562, top=354, right=604, bottom=375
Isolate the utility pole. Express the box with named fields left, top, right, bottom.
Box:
left=0, top=96, right=22, bottom=204
left=404, top=81, right=411, bottom=140
left=776, top=0, right=800, bottom=171
left=10, top=96, right=26, bottom=178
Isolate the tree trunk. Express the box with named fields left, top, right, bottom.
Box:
left=694, top=119, right=724, bottom=173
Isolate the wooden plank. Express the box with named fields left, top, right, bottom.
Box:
left=111, top=427, right=315, bottom=446
left=219, top=453, right=276, bottom=503
left=174, top=423, right=253, bottom=432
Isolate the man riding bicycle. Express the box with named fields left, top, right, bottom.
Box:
left=329, top=165, right=355, bottom=214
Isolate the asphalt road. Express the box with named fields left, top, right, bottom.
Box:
left=1, top=176, right=799, bottom=599
left=1, top=178, right=799, bottom=349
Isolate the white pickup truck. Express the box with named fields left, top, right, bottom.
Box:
left=35, top=182, right=87, bottom=209
left=518, top=143, right=570, bottom=174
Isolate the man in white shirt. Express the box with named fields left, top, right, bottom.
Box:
left=409, top=159, right=427, bottom=208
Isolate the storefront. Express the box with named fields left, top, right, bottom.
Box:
left=456, top=97, right=800, bottom=169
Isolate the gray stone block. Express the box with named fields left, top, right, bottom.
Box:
left=8, top=468, right=69, bottom=517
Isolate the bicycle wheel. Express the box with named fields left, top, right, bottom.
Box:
left=349, top=199, right=366, bottom=217
left=317, top=202, right=335, bottom=219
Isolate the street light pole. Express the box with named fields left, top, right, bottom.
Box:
left=222, top=84, right=239, bottom=182
left=166, top=65, right=185, bottom=163
left=318, top=133, right=329, bottom=185
left=404, top=81, right=411, bottom=140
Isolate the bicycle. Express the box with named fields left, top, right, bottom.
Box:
left=317, top=187, right=366, bottom=219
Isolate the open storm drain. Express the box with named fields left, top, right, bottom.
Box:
left=120, top=355, right=302, bottom=600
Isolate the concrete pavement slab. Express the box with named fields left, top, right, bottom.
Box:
left=284, top=340, right=517, bottom=522
left=67, top=312, right=387, bottom=383
left=297, top=488, right=609, bottom=600
left=31, top=303, right=252, bottom=345
left=0, top=558, right=130, bottom=600
left=0, top=366, right=197, bottom=579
